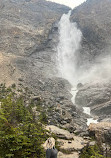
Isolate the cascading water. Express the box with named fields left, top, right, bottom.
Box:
left=57, top=11, right=82, bottom=86
left=57, top=11, right=98, bottom=125
left=83, top=107, right=98, bottom=126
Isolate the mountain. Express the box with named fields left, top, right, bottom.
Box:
left=0, top=0, right=87, bottom=134
left=0, top=0, right=111, bottom=157
left=0, top=0, right=69, bottom=85
left=0, top=0, right=69, bottom=56
left=1, top=0, right=111, bottom=128
left=71, top=0, right=111, bottom=64
left=71, top=0, right=111, bottom=123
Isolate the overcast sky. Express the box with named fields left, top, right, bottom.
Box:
left=46, top=0, right=86, bottom=9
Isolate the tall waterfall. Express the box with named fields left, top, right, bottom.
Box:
left=57, top=11, right=82, bottom=86
left=57, top=12, right=98, bottom=126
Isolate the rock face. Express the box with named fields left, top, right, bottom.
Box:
left=0, top=0, right=69, bottom=56
left=1, top=0, right=111, bottom=133
left=75, top=83, right=111, bottom=108
left=75, top=83, right=111, bottom=121
left=89, top=122, right=111, bottom=157
left=71, top=0, right=111, bottom=65
left=0, top=0, right=70, bottom=96
left=0, top=0, right=88, bottom=130
left=0, top=0, right=69, bottom=85
left=89, top=122, right=111, bottom=144
left=71, top=0, right=111, bottom=124
left=0, top=53, right=20, bottom=86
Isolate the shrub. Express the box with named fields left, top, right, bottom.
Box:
left=80, top=144, right=104, bottom=158
left=0, top=86, right=48, bottom=158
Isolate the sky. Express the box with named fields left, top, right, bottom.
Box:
left=46, top=0, right=86, bottom=9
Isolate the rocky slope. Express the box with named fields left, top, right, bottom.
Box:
left=0, top=0, right=88, bottom=132
left=1, top=0, right=111, bottom=136
left=0, top=0, right=69, bottom=89
left=75, top=82, right=111, bottom=122
left=1, top=0, right=111, bottom=156
left=0, top=0, right=69, bottom=56
left=0, top=0, right=69, bottom=86
left=45, top=125, right=89, bottom=158
left=70, top=0, right=111, bottom=123
left=71, top=0, right=111, bottom=65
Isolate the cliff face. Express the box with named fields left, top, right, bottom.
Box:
left=71, top=0, right=111, bottom=64
left=0, top=0, right=87, bottom=131
left=71, top=0, right=111, bottom=122
left=0, top=0, right=69, bottom=56
left=1, top=0, right=111, bottom=132
left=0, top=0, right=69, bottom=86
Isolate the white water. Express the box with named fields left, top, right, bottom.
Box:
left=70, top=88, right=78, bottom=104
left=57, top=12, right=98, bottom=126
left=83, top=107, right=91, bottom=115
left=87, top=118, right=98, bottom=126
left=57, top=11, right=82, bottom=86
left=83, top=107, right=98, bottom=126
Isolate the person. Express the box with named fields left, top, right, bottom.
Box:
left=45, top=137, right=58, bottom=158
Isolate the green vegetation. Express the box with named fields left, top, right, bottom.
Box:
left=80, top=144, right=104, bottom=158
left=1, top=84, right=108, bottom=158
left=0, top=84, right=48, bottom=158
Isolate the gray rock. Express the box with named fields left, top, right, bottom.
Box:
left=71, top=0, right=111, bottom=66
left=0, top=0, right=70, bottom=56
left=75, top=83, right=111, bottom=119
left=46, top=125, right=74, bottom=140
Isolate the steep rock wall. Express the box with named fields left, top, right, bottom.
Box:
left=71, top=0, right=111, bottom=65
left=0, top=0, right=69, bottom=56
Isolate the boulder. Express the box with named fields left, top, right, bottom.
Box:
left=46, top=125, right=74, bottom=140
left=57, top=135, right=87, bottom=151
left=89, top=122, right=111, bottom=144
left=58, top=151, right=79, bottom=158
left=89, top=122, right=111, bottom=157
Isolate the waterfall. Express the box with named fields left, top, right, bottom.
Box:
left=83, top=107, right=91, bottom=115
left=57, top=11, right=82, bottom=86
left=57, top=12, right=98, bottom=126
left=83, top=107, right=98, bottom=126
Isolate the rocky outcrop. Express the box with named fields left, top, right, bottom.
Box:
left=45, top=125, right=89, bottom=158
left=58, top=152, right=79, bottom=158
left=75, top=83, right=111, bottom=108
left=46, top=125, right=74, bottom=140
left=89, top=122, right=111, bottom=157
left=0, top=0, right=69, bottom=56
left=75, top=83, right=111, bottom=121
left=14, top=48, right=87, bottom=131
left=31, top=78, right=87, bottom=131
left=0, top=53, right=21, bottom=86
left=89, top=122, right=111, bottom=144
left=71, top=0, right=111, bottom=65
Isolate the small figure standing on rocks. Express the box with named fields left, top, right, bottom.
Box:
left=45, top=137, right=58, bottom=158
